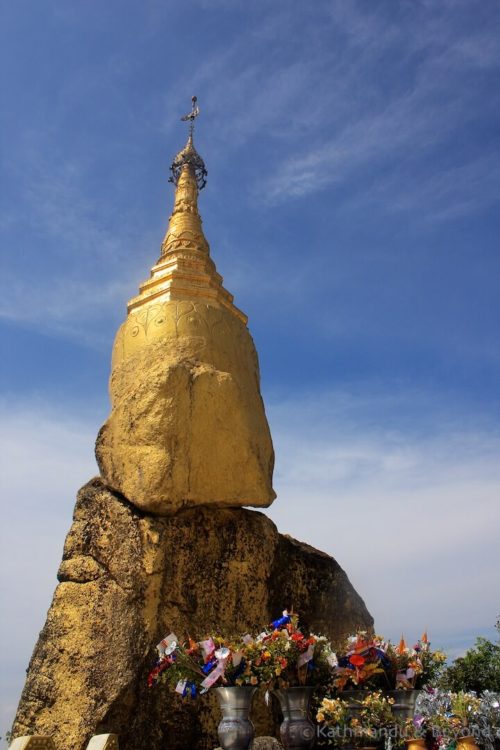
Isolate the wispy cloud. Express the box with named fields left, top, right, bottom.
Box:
left=0, top=139, right=159, bottom=342
left=0, top=273, right=134, bottom=346
left=261, top=37, right=500, bottom=207
left=366, top=154, right=500, bottom=222
left=163, top=0, right=500, bottom=220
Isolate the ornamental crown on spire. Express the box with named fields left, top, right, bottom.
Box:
left=169, top=96, right=207, bottom=190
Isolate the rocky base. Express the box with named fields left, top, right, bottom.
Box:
left=12, top=478, right=372, bottom=750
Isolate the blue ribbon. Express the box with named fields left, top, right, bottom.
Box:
left=271, top=614, right=291, bottom=628
left=202, top=658, right=217, bottom=674
left=182, top=680, right=198, bottom=698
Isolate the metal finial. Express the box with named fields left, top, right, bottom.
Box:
left=180, top=95, right=200, bottom=123
left=169, top=96, right=207, bottom=190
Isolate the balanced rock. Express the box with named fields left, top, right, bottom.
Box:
left=96, top=137, right=275, bottom=514
left=12, top=117, right=374, bottom=750
left=12, top=478, right=373, bottom=750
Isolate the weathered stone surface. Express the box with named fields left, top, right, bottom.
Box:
left=12, top=478, right=372, bottom=750
left=96, top=301, right=275, bottom=514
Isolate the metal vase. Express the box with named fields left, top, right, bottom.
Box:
left=406, top=740, right=427, bottom=750
left=385, top=689, right=422, bottom=719
left=456, top=736, right=481, bottom=750
left=273, top=686, right=316, bottom=750
left=215, top=686, right=257, bottom=750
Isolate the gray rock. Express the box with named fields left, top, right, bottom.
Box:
left=12, top=477, right=372, bottom=750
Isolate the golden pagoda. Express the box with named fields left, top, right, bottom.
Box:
left=96, top=97, right=276, bottom=514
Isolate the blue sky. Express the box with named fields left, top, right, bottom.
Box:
left=1, top=0, right=500, bottom=741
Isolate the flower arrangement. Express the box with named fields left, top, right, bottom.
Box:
left=403, top=688, right=500, bottom=750
left=317, top=688, right=499, bottom=750
left=385, top=633, right=447, bottom=690
left=333, top=631, right=390, bottom=690
left=147, top=610, right=335, bottom=696
left=317, top=690, right=396, bottom=746
left=147, top=632, right=254, bottom=697
left=409, top=689, right=483, bottom=743
left=239, top=610, right=336, bottom=689
left=333, top=630, right=446, bottom=691
left=353, top=691, right=397, bottom=736
left=316, top=696, right=350, bottom=726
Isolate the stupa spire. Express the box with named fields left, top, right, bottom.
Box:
left=161, top=97, right=208, bottom=257
left=126, top=96, right=245, bottom=323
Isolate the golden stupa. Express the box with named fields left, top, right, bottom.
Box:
left=96, top=98, right=276, bottom=514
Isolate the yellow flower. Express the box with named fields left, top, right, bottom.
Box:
left=317, top=712, right=325, bottom=723
left=250, top=676, right=258, bottom=685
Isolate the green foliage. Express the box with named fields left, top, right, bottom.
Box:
left=439, top=635, right=500, bottom=694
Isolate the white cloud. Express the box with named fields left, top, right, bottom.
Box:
left=264, top=388, right=500, bottom=643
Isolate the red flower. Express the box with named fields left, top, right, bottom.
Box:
left=349, top=654, right=365, bottom=667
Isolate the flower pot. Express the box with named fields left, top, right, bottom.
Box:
left=405, top=739, right=427, bottom=750
left=273, top=686, right=316, bottom=750
left=456, top=736, right=480, bottom=750
left=215, top=686, right=257, bottom=750
left=385, top=689, right=421, bottom=719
